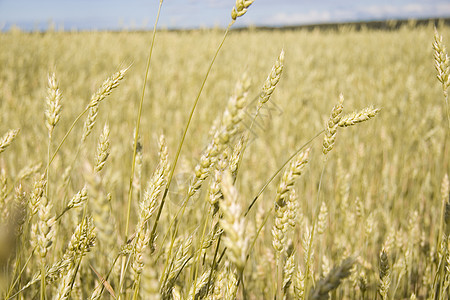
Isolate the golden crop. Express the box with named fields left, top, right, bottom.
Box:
left=0, top=4, right=449, bottom=299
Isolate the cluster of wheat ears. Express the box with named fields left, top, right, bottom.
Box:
left=1, top=0, right=450, bottom=299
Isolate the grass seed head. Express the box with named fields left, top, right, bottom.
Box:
left=220, top=170, right=248, bottom=272
left=309, top=257, right=355, bottom=300
left=338, top=106, right=380, bottom=127
left=259, top=49, right=285, bottom=109
left=0, top=129, right=20, bottom=154
left=45, top=72, right=62, bottom=137
left=433, top=28, right=450, bottom=91
left=275, top=148, right=310, bottom=208
left=94, top=123, right=110, bottom=173
left=323, top=93, right=344, bottom=156
left=231, top=0, right=254, bottom=20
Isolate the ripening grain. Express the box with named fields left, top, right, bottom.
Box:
left=0, top=13, right=449, bottom=299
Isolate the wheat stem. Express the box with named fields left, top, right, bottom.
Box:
left=245, top=130, right=324, bottom=216
left=149, top=22, right=234, bottom=249
left=119, top=1, right=163, bottom=296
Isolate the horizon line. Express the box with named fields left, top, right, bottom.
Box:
left=2, top=16, right=449, bottom=33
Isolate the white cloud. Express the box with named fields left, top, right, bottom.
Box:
left=361, top=3, right=450, bottom=19
left=264, top=3, right=450, bottom=26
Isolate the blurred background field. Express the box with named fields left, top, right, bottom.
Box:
left=1, top=22, right=448, bottom=211
left=1, top=20, right=450, bottom=298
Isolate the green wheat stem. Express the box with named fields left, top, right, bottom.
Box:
left=40, top=129, right=53, bottom=300
left=40, top=260, right=46, bottom=300
left=190, top=205, right=211, bottom=297
left=304, top=162, right=326, bottom=296
left=444, top=89, right=450, bottom=130
left=159, top=197, right=189, bottom=289
left=5, top=248, right=35, bottom=299
left=148, top=20, right=235, bottom=247
left=94, top=253, right=121, bottom=299
left=244, top=130, right=324, bottom=216
left=157, top=129, right=324, bottom=296
left=119, top=1, right=163, bottom=296
left=4, top=106, right=88, bottom=198
left=234, top=106, right=263, bottom=182
left=131, top=277, right=141, bottom=300
left=48, top=106, right=88, bottom=169
left=124, top=0, right=163, bottom=243
left=205, top=234, right=222, bottom=296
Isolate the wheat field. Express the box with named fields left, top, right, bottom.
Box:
left=1, top=1, right=450, bottom=299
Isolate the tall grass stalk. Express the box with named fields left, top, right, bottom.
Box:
left=148, top=21, right=234, bottom=247
left=245, top=130, right=324, bottom=216
left=149, top=6, right=254, bottom=290
left=147, top=1, right=255, bottom=251
left=119, top=1, right=164, bottom=296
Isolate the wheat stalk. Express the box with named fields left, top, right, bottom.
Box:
left=29, top=174, right=46, bottom=220
left=0, top=169, right=7, bottom=221
left=11, top=184, right=27, bottom=237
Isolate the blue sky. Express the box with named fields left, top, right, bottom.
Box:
left=1, top=0, right=450, bottom=31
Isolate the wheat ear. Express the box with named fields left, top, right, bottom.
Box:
left=309, top=257, right=355, bottom=299
left=29, top=174, right=46, bottom=220
left=187, top=268, right=212, bottom=300
left=258, top=49, right=285, bottom=110
left=94, top=123, right=110, bottom=173
left=338, top=106, right=380, bottom=127
left=378, top=248, right=391, bottom=300
left=189, top=74, right=250, bottom=198
left=323, top=94, right=344, bottom=156
left=433, top=28, right=450, bottom=93
left=81, top=68, right=128, bottom=143
left=293, top=267, right=305, bottom=300
left=275, top=148, right=310, bottom=208
left=130, top=135, right=169, bottom=297
left=231, top=0, right=255, bottom=20
left=161, top=235, right=193, bottom=298
left=282, top=251, right=295, bottom=295
left=220, top=170, right=248, bottom=274
left=45, top=72, right=62, bottom=137
left=54, top=217, right=96, bottom=300
left=66, top=186, right=88, bottom=210
left=433, top=28, right=450, bottom=130
left=0, top=129, right=20, bottom=154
